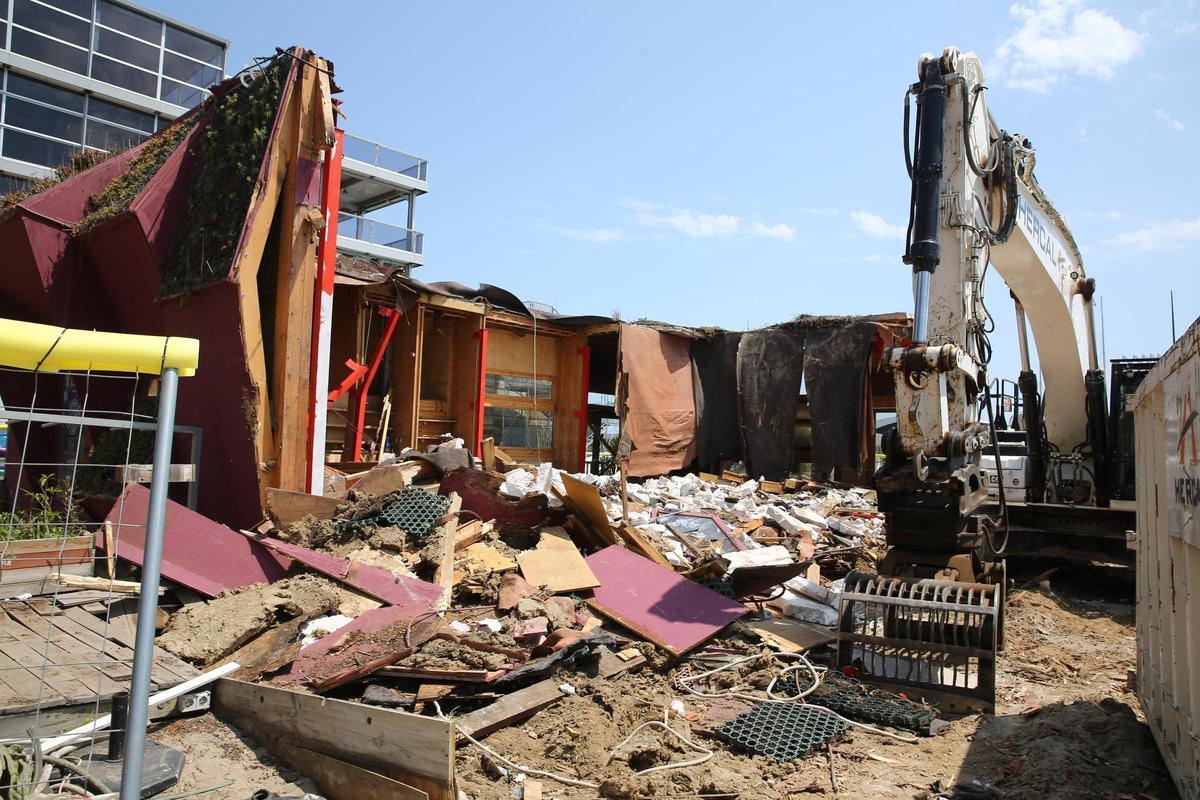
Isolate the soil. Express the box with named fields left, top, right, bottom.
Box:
left=454, top=572, right=1178, bottom=800
left=400, top=638, right=509, bottom=671
left=151, top=714, right=317, bottom=797
left=156, top=574, right=341, bottom=664
left=153, top=566, right=1178, bottom=800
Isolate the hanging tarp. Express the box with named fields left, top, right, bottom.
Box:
left=692, top=331, right=744, bottom=466
left=619, top=324, right=697, bottom=477
left=737, top=326, right=806, bottom=481
left=805, top=323, right=878, bottom=476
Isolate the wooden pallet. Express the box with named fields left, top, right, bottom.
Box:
left=0, top=598, right=198, bottom=737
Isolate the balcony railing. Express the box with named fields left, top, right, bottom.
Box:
left=338, top=213, right=424, bottom=255
left=342, top=133, right=428, bottom=182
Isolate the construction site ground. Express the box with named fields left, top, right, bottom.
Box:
left=158, top=563, right=1176, bottom=800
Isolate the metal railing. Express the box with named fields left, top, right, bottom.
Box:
left=341, top=133, right=428, bottom=182
left=338, top=213, right=424, bottom=255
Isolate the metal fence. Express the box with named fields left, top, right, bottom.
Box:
left=0, top=317, right=199, bottom=800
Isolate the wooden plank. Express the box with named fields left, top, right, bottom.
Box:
left=59, top=606, right=196, bottom=680
left=517, top=527, right=599, bottom=593
left=741, top=617, right=836, bottom=653
left=218, top=614, right=309, bottom=681
left=54, top=574, right=158, bottom=594
left=454, top=678, right=563, bottom=739
left=114, top=464, right=195, bottom=483
left=276, top=743, right=428, bottom=800
left=481, top=437, right=496, bottom=472
left=433, top=493, right=463, bottom=610
left=461, top=542, right=516, bottom=574
left=267, top=488, right=341, bottom=529
left=451, top=519, right=486, bottom=552
left=559, top=473, right=621, bottom=546
left=214, top=678, right=455, bottom=800
left=615, top=523, right=675, bottom=570
left=584, top=546, right=750, bottom=657
left=0, top=610, right=104, bottom=702
left=3, top=603, right=132, bottom=687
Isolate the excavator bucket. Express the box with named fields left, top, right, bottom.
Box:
left=836, top=571, right=1000, bottom=713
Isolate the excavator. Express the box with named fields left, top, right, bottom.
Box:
left=837, top=47, right=1140, bottom=711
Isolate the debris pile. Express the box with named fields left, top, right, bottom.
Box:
left=8, top=440, right=927, bottom=800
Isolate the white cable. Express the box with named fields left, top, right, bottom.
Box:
left=676, top=652, right=920, bottom=744
left=608, top=720, right=714, bottom=776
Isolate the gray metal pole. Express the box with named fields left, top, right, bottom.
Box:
left=119, top=367, right=179, bottom=800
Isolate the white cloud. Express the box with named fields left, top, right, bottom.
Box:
left=1176, top=20, right=1199, bottom=35
left=635, top=206, right=741, bottom=238
left=537, top=223, right=628, bottom=243
left=751, top=221, right=795, bottom=241
left=849, top=211, right=905, bottom=239
left=1155, top=109, right=1186, bottom=131
left=994, top=0, right=1143, bottom=92
left=1102, top=218, right=1200, bottom=250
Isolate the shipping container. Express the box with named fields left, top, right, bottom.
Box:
left=1134, top=317, right=1200, bottom=800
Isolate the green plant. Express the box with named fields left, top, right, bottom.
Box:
left=1, top=473, right=81, bottom=541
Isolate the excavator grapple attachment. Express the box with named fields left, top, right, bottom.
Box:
left=836, top=571, right=1000, bottom=712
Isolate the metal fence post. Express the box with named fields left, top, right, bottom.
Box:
left=119, top=366, right=179, bottom=800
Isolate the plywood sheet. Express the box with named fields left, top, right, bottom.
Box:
left=584, top=545, right=749, bottom=656
left=106, top=484, right=290, bottom=598
left=742, top=617, right=835, bottom=653
left=517, top=527, right=599, bottom=593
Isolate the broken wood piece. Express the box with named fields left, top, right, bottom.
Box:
left=461, top=542, right=516, bottom=574
left=267, top=488, right=341, bottom=529
left=481, top=437, right=497, bottom=472
left=451, top=519, right=487, bottom=552
left=55, top=574, right=162, bottom=594
left=597, top=647, right=647, bottom=678
left=584, top=545, right=751, bottom=657
left=698, top=472, right=722, bottom=484
left=721, top=469, right=746, bottom=484
left=433, top=493, right=464, bottom=610
left=491, top=444, right=515, bottom=466
left=350, top=459, right=435, bottom=495
left=455, top=678, right=564, bottom=739
left=615, top=522, right=675, bottom=569
left=377, top=666, right=502, bottom=683
left=741, top=617, right=835, bottom=653
left=759, top=479, right=784, bottom=494
left=558, top=473, right=621, bottom=547
left=517, top=527, right=600, bottom=593
left=214, top=678, right=454, bottom=800
left=218, top=614, right=310, bottom=681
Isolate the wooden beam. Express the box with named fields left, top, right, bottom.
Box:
left=454, top=678, right=563, bottom=739
left=276, top=743, right=428, bottom=800
left=267, top=488, right=340, bottom=529
left=432, top=492, right=463, bottom=610
left=214, top=678, right=454, bottom=800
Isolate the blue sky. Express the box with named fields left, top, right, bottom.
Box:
left=155, top=0, right=1197, bottom=381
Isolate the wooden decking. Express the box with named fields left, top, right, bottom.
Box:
left=0, top=596, right=197, bottom=736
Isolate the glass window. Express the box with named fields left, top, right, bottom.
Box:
left=4, top=97, right=83, bottom=142
left=2, top=128, right=77, bottom=168
left=162, top=52, right=220, bottom=88
left=85, top=118, right=146, bottom=150
left=88, top=96, right=154, bottom=132
left=93, top=26, right=160, bottom=71
left=39, top=0, right=92, bottom=19
left=90, top=54, right=157, bottom=96
left=159, top=78, right=206, bottom=108
left=483, top=407, right=554, bottom=450
left=485, top=373, right=554, bottom=401
left=6, top=73, right=85, bottom=113
left=95, top=0, right=159, bottom=43
left=10, top=27, right=88, bottom=73
left=12, top=0, right=90, bottom=46
left=164, top=25, right=223, bottom=68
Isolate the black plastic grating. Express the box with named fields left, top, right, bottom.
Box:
left=715, top=702, right=848, bottom=761
left=339, top=488, right=450, bottom=538
left=810, top=670, right=939, bottom=735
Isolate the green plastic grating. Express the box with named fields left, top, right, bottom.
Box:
left=340, top=488, right=450, bottom=538
left=715, top=702, right=848, bottom=761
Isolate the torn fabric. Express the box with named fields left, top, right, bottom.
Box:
left=619, top=324, right=697, bottom=477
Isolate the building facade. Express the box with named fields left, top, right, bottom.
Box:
left=0, top=0, right=425, bottom=273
